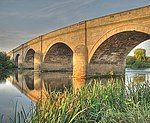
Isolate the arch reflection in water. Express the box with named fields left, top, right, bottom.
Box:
left=12, top=71, right=75, bottom=102
left=14, top=70, right=19, bottom=82
left=10, top=69, right=150, bottom=103
left=24, top=74, right=34, bottom=90
left=42, top=72, right=72, bottom=92
left=12, top=70, right=42, bottom=102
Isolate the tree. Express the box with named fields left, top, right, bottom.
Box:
left=126, top=56, right=136, bottom=65
left=126, top=48, right=150, bottom=69
left=0, top=52, right=14, bottom=82
left=134, top=48, right=146, bottom=61
left=146, top=57, right=150, bottom=62
left=0, top=52, right=14, bottom=70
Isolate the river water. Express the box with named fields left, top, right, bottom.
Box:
left=0, top=68, right=150, bottom=122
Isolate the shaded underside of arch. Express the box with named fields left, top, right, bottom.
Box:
left=24, top=49, right=35, bottom=69
left=89, top=31, right=150, bottom=75
left=25, top=49, right=35, bottom=62
left=15, top=54, right=20, bottom=67
left=43, top=43, right=73, bottom=71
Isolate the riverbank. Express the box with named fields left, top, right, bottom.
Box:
left=126, top=61, right=150, bottom=69
left=13, top=79, right=150, bottom=123
left=126, top=55, right=150, bottom=69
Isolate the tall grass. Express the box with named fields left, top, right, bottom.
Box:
left=8, top=79, right=150, bottom=123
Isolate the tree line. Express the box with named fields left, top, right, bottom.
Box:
left=0, top=52, right=14, bottom=81
left=126, top=48, right=150, bottom=69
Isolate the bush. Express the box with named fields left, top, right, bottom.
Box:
left=0, top=52, right=14, bottom=70
left=0, top=52, right=14, bottom=81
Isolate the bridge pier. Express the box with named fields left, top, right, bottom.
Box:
left=72, top=77, right=86, bottom=91
left=18, top=55, right=23, bottom=68
left=34, top=52, right=41, bottom=71
left=73, top=45, right=88, bottom=78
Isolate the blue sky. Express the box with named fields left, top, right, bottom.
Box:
left=0, top=0, right=150, bottom=56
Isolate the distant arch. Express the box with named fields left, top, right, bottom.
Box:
left=14, top=54, right=20, bottom=67
left=43, top=41, right=74, bottom=61
left=43, top=42, right=73, bottom=71
left=24, top=49, right=35, bottom=69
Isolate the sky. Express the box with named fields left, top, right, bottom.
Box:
left=0, top=0, right=150, bottom=56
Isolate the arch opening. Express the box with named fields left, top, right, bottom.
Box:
left=14, top=54, right=20, bottom=68
left=43, top=43, right=73, bottom=72
left=89, top=31, right=150, bottom=75
left=126, top=39, right=150, bottom=69
left=25, top=49, right=35, bottom=69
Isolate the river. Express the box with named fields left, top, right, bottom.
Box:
left=0, top=68, right=150, bottom=122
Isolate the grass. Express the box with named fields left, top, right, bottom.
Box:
left=2, top=78, right=150, bottom=123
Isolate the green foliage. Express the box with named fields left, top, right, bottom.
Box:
left=146, top=57, right=150, bottom=62
left=126, top=60, right=150, bottom=69
left=132, top=60, right=145, bottom=69
left=0, top=52, right=14, bottom=81
left=134, top=48, right=146, bottom=61
left=0, top=70, right=13, bottom=82
left=126, top=48, right=150, bottom=69
left=126, top=56, right=136, bottom=65
left=0, top=52, right=14, bottom=70
left=12, top=79, right=150, bottom=123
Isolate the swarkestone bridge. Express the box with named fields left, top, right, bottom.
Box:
left=8, top=5, right=150, bottom=78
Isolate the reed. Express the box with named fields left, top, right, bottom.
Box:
left=4, top=79, right=150, bottom=123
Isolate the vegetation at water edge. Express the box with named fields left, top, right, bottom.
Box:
left=126, top=48, right=150, bottom=69
left=10, top=79, right=150, bottom=123
left=0, top=52, right=14, bottom=81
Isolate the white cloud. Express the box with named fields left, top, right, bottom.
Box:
left=14, top=0, right=97, bottom=19
left=0, top=30, right=40, bottom=51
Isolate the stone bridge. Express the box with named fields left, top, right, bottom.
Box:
left=8, top=5, right=150, bottom=78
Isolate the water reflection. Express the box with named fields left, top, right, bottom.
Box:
left=0, top=68, right=149, bottom=122
left=43, top=72, right=72, bottom=92
left=1, top=77, right=33, bottom=123
left=133, top=74, right=145, bottom=83
left=12, top=69, right=150, bottom=102
left=125, top=68, right=150, bottom=86
left=12, top=70, right=73, bottom=102
left=24, top=75, right=34, bottom=90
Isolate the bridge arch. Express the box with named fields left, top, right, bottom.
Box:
left=24, top=49, right=35, bottom=69
left=88, top=25, right=150, bottom=75
left=14, top=54, right=20, bottom=67
left=43, top=42, right=73, bottom=71
left=89, top=24, right=150, bottom=62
